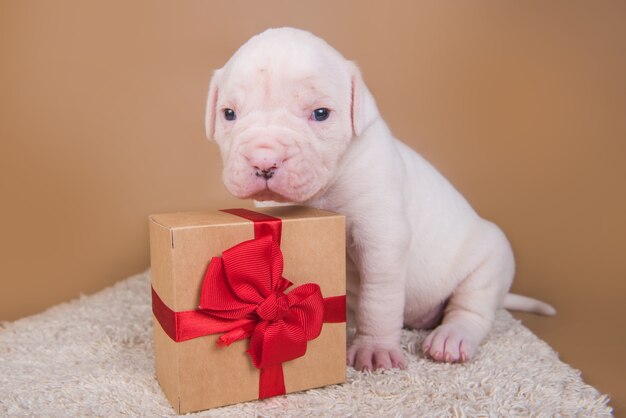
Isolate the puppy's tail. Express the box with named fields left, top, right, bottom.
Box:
left=503, top=293, right=557, bottom=316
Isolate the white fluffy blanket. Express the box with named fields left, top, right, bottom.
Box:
left=0, top=271, right=612, bottom=416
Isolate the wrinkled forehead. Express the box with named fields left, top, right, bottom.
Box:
left=219, top=35, right=349, bottom=107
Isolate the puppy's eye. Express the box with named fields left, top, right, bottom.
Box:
left=223, top=108, right=236, bottom=121
left=311, top=108, right=330, bottom=122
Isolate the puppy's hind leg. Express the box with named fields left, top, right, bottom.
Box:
left=423, top=226, right=514, bottom=363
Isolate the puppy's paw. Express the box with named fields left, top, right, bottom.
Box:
left=347, top=334, right=407, bottom=371
left=422, top=323, right=478, bottom=363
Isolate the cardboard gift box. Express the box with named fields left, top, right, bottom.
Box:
left=149, top=206, right=346, bottom=414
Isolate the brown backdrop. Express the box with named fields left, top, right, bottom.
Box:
left=1, top=0, right=624, bottom=413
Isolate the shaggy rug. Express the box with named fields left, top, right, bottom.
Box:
left=0, top=271, right=612, bottom=417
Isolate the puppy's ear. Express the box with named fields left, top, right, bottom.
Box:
left=348, top=61, right=380, bottom=137
left=205, top=69, right=222, bottom=141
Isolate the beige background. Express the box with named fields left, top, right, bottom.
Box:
left=1, top=0, right=624, bottom=414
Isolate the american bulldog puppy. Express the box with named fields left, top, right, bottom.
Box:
left=204, top=27, right=555, bottom=370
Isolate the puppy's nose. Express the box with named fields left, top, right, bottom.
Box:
left=247, top=157, right=283, bottom=180
left=257, top=167, right=275, bottom=180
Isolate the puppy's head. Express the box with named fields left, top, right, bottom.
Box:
left=205, top=27, right=379, bottom=203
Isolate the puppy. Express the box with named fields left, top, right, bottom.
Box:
left=205, top=27, right=555, bottom=370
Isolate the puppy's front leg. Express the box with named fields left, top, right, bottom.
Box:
left=346, top=217, right=409, bottom=371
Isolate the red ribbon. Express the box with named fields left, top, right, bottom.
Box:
left=151, top=208, right=346, bottom=400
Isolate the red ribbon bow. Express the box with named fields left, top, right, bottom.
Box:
left=198, top=234, right=325, bottom=397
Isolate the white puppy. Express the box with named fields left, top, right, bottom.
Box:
left=205, top=28, right=555, bottom=370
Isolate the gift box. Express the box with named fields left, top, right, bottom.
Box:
left=149, top=206, right=346, bottom=414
